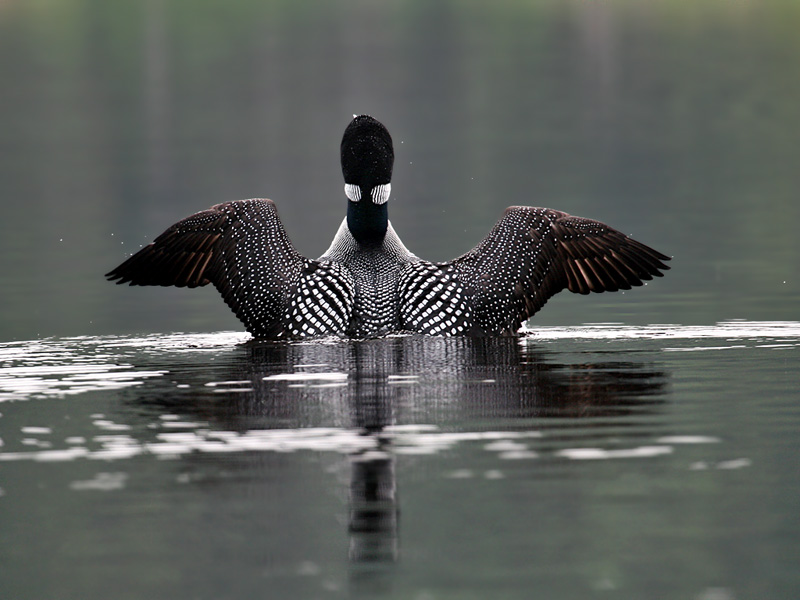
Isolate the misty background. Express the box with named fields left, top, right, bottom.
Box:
left=1, top=0, right=798, bottom=340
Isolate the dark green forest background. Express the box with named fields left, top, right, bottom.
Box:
left=1, top=0, right=798, bottom=339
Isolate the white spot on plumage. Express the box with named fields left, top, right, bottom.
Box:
left=344, top=184, right=361, bottom=202
left=370, top=184, right=391, bottom=205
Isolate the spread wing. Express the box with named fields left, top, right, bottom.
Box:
left=443, top=206, right=671, bottom=335
left=106, top=198, right=308, bottom=337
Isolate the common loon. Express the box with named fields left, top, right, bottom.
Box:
left=107, top=115, right=670, bottom=338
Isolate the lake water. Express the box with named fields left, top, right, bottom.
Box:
left=2, top=0, right=799, bottom=598
left=2, top=322, right=799, bottom=599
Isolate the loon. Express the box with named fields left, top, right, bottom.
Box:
left=107, top=115, right=670, bottom=338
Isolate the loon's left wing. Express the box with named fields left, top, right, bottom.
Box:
left=106, top=198, right=307, bottom=337
left=443, top=206, right=671, bottom=335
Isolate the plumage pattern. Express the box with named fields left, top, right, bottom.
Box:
left=286, top=261, right=354, bottom=337
left=398, top=263, right=473, bottom=336
left=320, top=219, right=409, bottom=337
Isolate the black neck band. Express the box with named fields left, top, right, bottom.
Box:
left=347, top=200, right=388, bottom=246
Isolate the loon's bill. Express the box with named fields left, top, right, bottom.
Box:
left=107, top=115, right=670, bottom=338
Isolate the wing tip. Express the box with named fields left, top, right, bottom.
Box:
left=105, top=269, right=128, bottom=285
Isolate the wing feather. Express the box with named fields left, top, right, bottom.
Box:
left=106, top=199, right=308, bottom=337
left=444, top=206, right=670, bottom=334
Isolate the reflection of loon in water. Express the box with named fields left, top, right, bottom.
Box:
left=348, top=453, right=398, bottom=565
left=129, top=336, right=669, bottom=572
left=220, top=336, right=668, bottom=422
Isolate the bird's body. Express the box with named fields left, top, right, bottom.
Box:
left=107, top=116, right=670, bottom=338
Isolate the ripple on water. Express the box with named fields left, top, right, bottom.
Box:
left=0, top=339, right=170, bottom=402
left=0, top=416, right=736, bottom=473
left=0, top=324, right=788, bottom=471
left=70, top=472, right=128, bottom=491
left=2, top=323, right=798, bottom=402
left=523, top=320, right=800, bottom=347
left=0, top=332, right=251, bottom=402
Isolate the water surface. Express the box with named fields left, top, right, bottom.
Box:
left=2, top=322, right=798, bottom=599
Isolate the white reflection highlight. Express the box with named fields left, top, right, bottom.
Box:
left=523, top=320, right=800, bottom=343
left=263, top=372, right=348, bottom=382
left=557, top=446, right=674, bottom=460
left=70, top=472, right=128, bottom=491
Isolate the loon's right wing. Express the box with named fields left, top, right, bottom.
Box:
left=443, top=206, right=671, bottom=335
left=106, top=199, right=307, bottom=337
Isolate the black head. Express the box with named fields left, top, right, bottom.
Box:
left=341, top=115, right=395, bottom=246
left=341, top=115, right=394, bottom=205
